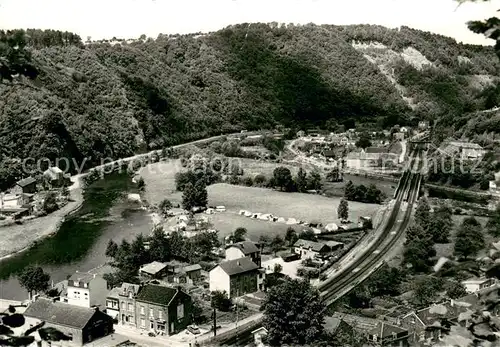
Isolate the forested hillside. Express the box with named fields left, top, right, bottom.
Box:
left=0, top=24, right=499, bottom=189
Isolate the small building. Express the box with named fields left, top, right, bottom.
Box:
left=367, top=322, right=410, bottom=347
left=324, top=240, right=344, bottom=252
left=139, top=261, right=168, bottom=279
left=106, top=282, right=141, bottom=325
left=293, top=239, right=331, bottom=259
left=67, top=272, right=108, bottom=310
left=183, top=264, right=202, bottom=284
left=393, top=132, right=405, bottom=141
left=252, top=327, right=268, bottom=347
left=418, top=121, right=429, bottom=130
left=323, top=150, right=336, bottom=159
left=43, top=166, right=66, bottom=187
left=12, top=176, right=37, bottom=194
left=225, top=241, right=261, bottom=267
left=440, top=141, right=487, bottom=160
left=0, top=193, right=34, bottom=209
left=24, top=298, right=113, bottom=346
left=135, top=285, right=193, bottom=335
left=461, top=277, right=495, bottom=293
left=209, top=257, right=262, bottom=298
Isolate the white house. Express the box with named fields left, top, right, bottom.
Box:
left=209, top=257, right=262, bottom=298
left=225, top=241, right=261, bottom=267
left=66, top=271, right=108, bottom=309
left=461, top=277, right=496, bottom=293
left=294, top=239, right=331, bottom=260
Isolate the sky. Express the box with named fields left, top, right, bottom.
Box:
left=0, top=0, right=499, bottom=45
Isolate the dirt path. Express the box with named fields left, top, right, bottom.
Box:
left=0, top=176, right=83, bottom=260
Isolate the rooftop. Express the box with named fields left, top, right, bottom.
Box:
left=183, top=264, right=202, bottom=273
left=24, top=298, right=98, bottom=329
left=68, top=271, right=98, bottom=284
left=294, top=239, right=329, bottom=253
left=108, top=282, right=141, bottom=299
left=365, top=146, right=388, bottom=154
left=218, top=257, right=259, bottom=276
left=139, top=261, right=168, bottom=275
left=226, top=241, right=259, bottom=255
left=16, top=177, right=36, bottom=187
left=135, top=285, right=178, bottom=307
left=462, top=277, right=492, bottom=284
left=368, top=322, right=407, bottom=338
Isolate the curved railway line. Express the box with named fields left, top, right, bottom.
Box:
left=318, top=144, right=425, bottom=304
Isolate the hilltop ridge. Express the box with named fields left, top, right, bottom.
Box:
left=0, top=23, right=499, bottom=189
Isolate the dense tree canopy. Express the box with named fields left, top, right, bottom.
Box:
left=262, top=278, right=325, bottom=346
left=0, top=24, right=499, bottom=190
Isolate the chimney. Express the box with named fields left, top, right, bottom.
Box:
left=450, top=299, right=454, bottom=307
left=237, top=261, right=241, bottom=266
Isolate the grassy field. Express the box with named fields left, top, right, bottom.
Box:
left=237, top=158, right=299, bottom=178
left=140, top=160, right=380, bottom=240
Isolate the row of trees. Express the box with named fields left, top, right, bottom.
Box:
left=344, top=181, right=385, bottom=204
left=104, top=227, right=220, bottom=287
left=272, top=167, right=322, bottom=192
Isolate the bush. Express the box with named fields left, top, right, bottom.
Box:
left=243, top=176, right=254, bottom=186
left=254, top=174, right=267, bottom=186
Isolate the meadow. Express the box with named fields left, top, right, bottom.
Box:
left=140, top=159, right=381, bottom=240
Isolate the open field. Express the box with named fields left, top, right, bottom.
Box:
left=140, top=160, right=380, bottom=240
left=237, top=158, right=300, bottom=178
left=140, top=158, right=304, bottom=205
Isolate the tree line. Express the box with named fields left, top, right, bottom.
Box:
left=1, top=23, right=498, bottom=191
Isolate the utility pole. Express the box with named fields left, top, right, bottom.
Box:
left=235, top=289, right=239, bottom=345
left=213, top=308, right=217, bottom=337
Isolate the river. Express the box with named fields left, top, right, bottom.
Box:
left=0, top=172, right=153, bottom=301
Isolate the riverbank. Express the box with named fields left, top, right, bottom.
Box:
left=0, top=177, right=84, bottom=261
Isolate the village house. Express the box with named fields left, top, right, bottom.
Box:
left=293, top=239, right=331, bottom=260
left=43, top=166, right=67, bottom=187
left=440, top=141, right=487, bottom=160
left=209, top=257, right=263, bottom=298
left=24, top=297, right=114, bottom=346
left=12, top=176, right=37, bottom=194
left=345, top=147, right=389, bottom=169
left=106, top=282, right=141, bottom=324
left=393, top=132, right=405, bottom=141
left=183, top=264, right=202, bottom=284
left=139, top=261, right=169, bottom=279
left=66, top=272, right=108, bottom=310
left=225, top=241, right=261, bottom=267
left=0, top=192, right=34, bottom=209
left=418, top=121, right=430, bottom=130
left=367, top=322, right=410, bottom=347
left=461, top=277, right=496, bottom=293
left=399, top=292, right=483, bottom=344
left=134, top=285, right=193, bottom=335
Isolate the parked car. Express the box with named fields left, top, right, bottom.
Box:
left=148, top=332, right=156, bottom=337
left=187, top=325, right=200, bottom=335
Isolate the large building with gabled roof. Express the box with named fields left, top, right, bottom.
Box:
left=209, top=257, right=263, bottom=298
left=134, top=284, right=193, bottom=335
left=24, top=297, right=113, bottom=346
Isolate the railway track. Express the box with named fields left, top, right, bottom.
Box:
left=318, top=146, right=424, bottom=304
